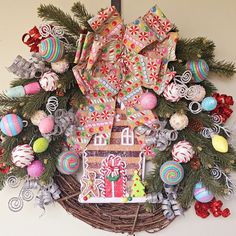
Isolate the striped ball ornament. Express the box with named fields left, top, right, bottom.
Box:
left=39, top=37, right=64, bottom=63
left=57, top=151, right=80, bottom=175
left=163, top=83, right=180, bottom=102
left=194, top=182, right=214, bottom=203
left=160, top=161, right=184, bottom=185
left=11, top=144, right=34, bottom=168
left=186, top=59, right=209, bottom=83
left=172, top=140, right=194, bottom=163
left=39, top=71, right=59, bottom=91
left=0, top=114, right=23, bottom=137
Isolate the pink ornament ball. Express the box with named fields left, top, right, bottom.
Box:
left=38, top=116, right=55, bottom=134
left=27, top=160, right=45, bottom=178
left=24, top=82, right=41, bottom=95
left=139, top=92, right=157, bottom=110
left=172, top=140, right=194, bottom=163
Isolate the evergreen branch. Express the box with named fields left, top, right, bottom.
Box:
left=209, top=60, right=236, bottom=78
left=201, top=80, right=217, bottom=96
left=71, top=2, right=93, bottom=31
left=38, top=4, right=82, bottom=41
left=10, top=78, right=38, bottom=88
left=0, top=173, right=7, bottom=190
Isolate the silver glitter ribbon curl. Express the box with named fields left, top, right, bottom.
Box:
left=135, top=120, right=178, bottom=151
left=7, top=176, right=61, bottom=212
left=211, top=165, right=236, bottom=200
left=147, top=184, right=183, bottom=220
left=39, top=24, right=70, bottom=46
left=200, top=114, right=231, bottom=139
left=7, top=53, right=48, bottom=79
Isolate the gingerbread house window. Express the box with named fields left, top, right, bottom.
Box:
left=94, top=134, right=106, bottom=146
left=121, top=128, right=134, bottom=145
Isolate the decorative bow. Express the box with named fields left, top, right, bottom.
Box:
left=212, top=93, right=234, bottom=123
left=72, top=5, right=178, bottom=151
left=147, top=184, right=183, bottom=220
left=135, top=120, right=178, bottom=151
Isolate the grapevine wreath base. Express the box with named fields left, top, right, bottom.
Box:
left=56, top=174, right=173, bottom=234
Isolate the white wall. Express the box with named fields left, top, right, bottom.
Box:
left=0, top=1, right=236, bottom=236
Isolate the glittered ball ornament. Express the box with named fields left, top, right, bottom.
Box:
left=172, top=140, right=194, bottom=163
left=39, top=37, right=64, bottom=63
left=212, top=135, right=228, bottom=153
left=33, top=137, right=49, bottom=153
left=0, top=114, right=24, bottom=137
left=30, top=110, right=47, bottom=126
left=139, top=92, right=157, bottom=110
left=160, top=161, right=184, bottom=185
left=27, top=160, right=45, bottom=178
left=190, top=85, right=206, bottom=102
left=163, top=83, right=180, bottom=102
left=51, top=58, right=69, bottom=74
left=56, top=151, right=80, bottom=175
left=194, top=182, right=214, bottom=203
left=169, top=113, right=189, bottom=130
left=11, top=144, right=34, bottom=168
left=38, top=116, right=55, bottom=134
left=186, top=59, right=209, bottom=83
left=39, top=71, right=59, bottom=92
left=201, top=97, right=217, bottom=111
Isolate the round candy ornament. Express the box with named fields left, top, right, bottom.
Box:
left=0, top=114, right=24, bottom=137
left=11, top=144, right=34, bottom=168
left=27, top=160, right=45, bottom=178
left=191, top=85, right=206, bottom=102
left=163, top=83, right=180, bottom=102
left=186, top=59, right=209, bottom=83
left=139, top=92, right=157, bottom=110
left=39, top=37, right=64, bottom=63
left=160, top=161, right=184, bottom=185
left=212, top=135, right=228, bottom=153
left=33, top=137, right=49, bottom=153
left=30, top=110, right=47, bottom=126
left=194, top=182, right=214, bottom=203
left=169, top=113, right=189, bottom=130
left=201, top=97, right=217, bottom=111
left=172, top=140, right=194, bottom=163
left=51, top=58, right=69, bottom=74
left=38, top=116, right=55, bottom=134
left=39, top=71, right=59, bottom=92
left=56, top=151, right=80, bottom=175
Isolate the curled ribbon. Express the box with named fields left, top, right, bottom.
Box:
left=135, top=120, right=178, bottom=151
left=22, top=26, right=44, bottom=52
left=147, top=184, right=183, bottom=220
left=7, top=53, right=48, bottom=79
left=212, top=93, right=234, bottom=123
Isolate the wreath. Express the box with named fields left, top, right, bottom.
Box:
left=0, top=2, right=235, bottom=234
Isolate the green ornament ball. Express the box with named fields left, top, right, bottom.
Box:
left=33, top=137, right=49, bottom=153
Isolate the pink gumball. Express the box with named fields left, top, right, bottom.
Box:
left=139, top=92, right=157, bottom=110
left=24, top=82, right=41, bottom=95
left=38, top=116, right=55, bottom=134
left=27, top=160, right=45, bottom=178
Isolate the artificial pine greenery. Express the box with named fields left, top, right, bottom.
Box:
left=0, top=2, right=236, bottom=210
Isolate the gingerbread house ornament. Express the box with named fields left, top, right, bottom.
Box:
left=68, top=5, right=178, bottom=203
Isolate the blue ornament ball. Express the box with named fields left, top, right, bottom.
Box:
left=201, top=97, right=217, bottom=111
left=193, top=182, right=214, bottom=203
left=186, top=59, right=209, bottom=83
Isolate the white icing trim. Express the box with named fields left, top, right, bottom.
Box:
left=121, top=127, right=134, bottom=145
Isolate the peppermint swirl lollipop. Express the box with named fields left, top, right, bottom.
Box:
left=160, top=161, right=184, bottom=185
left=56, top=151, right=80, bottom=175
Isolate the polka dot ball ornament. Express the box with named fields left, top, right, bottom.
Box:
left=186, top=59, right=209, bottom=83
left=11, top=144, right=34, bottom=168
left=0, top=114, right=24, bottom=137
left=163, top=83, right=181, bottom=102
left=160, top=161, right=184, bottom=185
left=39, top=71, right=59, bottom=92
left=194, top=182, right=214, bottom=203
left=56, top=151, right=80, bottom=175
left=39, top=37, right=64, bottom=63
left=172, top=140, right=194, bottom=163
